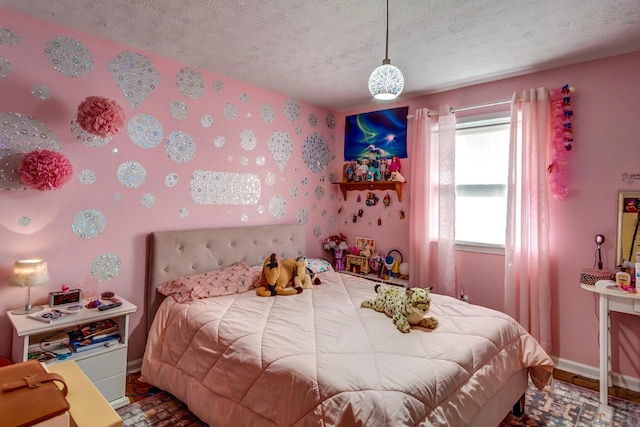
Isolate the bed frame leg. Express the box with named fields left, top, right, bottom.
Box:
left=511, top=393, right=526, bottom=417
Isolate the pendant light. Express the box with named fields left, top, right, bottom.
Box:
left=368, top=0, right=404, bottom=100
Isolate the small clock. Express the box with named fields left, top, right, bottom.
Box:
left=48, top=289, right=82, bottom=308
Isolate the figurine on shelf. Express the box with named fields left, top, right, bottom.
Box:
left=389, top=156, right=401, bottom=175
left=390, top=171, right=406, bottom=182
left=354, top=159, right=366, bottom=182
left=369, top=159, right=381, bottom=181
left=379, top=158, right=389, bottom=181
left=366, top=168, right=374, bottom=182
left=358, top=159, right=369, bottom=180
left=344, top=161, right=356, bottom=182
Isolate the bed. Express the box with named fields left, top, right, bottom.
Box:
left=141, top=224, right=554, bottom=426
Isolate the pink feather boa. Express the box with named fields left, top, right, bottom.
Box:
left=19, top=150, right=73, bottom=191
left=77, top=96, right=125, bottom=137
left=548, top=85, right=574, bottom=199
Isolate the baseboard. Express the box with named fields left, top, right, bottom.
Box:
left=553, top=356, right=640, bottom=393
left=127, top=357, right=142, bottom=374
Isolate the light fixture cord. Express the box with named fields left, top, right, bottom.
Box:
left=385, top=0, right=390, bottom=60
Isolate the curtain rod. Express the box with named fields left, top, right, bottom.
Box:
left=407, top=99, right=511, bottom=119
left=410, top=86, right=576, bottom=119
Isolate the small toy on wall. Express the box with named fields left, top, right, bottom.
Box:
left=365, top=192, right=379, bottom=206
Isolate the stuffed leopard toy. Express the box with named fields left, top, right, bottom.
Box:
left=361, top=285, right=439, bottom=333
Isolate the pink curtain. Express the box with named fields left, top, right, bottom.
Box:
left=505, top=88, right=552, bottom=352
left=409, top=108, right=457, bottom=296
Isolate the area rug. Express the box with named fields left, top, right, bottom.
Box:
left=117, top=379, right=640, bottom=426
left=117, top=390, right=207, bottom=427
left=499, top=379, right=640, bottom=427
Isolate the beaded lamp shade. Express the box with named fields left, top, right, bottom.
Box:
left=369, top=61, right=405, bottom=100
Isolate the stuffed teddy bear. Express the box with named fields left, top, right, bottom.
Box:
left=256, top=253, right=302, bottom=297
left=293, top=256, right=321, bottom=289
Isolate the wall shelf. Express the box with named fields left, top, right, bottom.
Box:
left=333, top=181, right=404, bottom=201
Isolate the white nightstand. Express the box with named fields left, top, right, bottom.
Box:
left=7, top=296, right=137, bottom=409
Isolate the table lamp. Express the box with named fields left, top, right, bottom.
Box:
left=9, top=258, right=49, bottom=315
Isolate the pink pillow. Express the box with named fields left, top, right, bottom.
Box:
left=158, top=261, right=261, bottom=302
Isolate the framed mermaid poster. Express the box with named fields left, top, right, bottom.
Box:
left=344, top=106, right=408, bottom=161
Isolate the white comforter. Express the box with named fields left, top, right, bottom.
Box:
left=141, top=271, right=553, bottom=426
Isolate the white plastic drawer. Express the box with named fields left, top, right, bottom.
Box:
left=93, top=373, right=126, bottom=403
left=75, top=346, right=127, bottom=382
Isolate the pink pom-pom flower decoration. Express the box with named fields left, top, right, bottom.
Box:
left=18, top=150, right=73, bottom=191
left=77, top=96, right=125, bottom=137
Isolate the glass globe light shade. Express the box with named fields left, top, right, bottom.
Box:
left=368, top=61, right=405, bottom=100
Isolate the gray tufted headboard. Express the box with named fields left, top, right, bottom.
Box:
left=146, top=224, right=306, bottom=329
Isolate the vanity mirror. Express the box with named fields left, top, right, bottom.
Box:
left=615, top=190, right=640, bottom=267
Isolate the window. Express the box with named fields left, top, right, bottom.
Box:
left=455, top=113, right=510, bottom=249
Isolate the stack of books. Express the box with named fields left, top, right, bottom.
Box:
left=67, top=319, right=120, bottom=352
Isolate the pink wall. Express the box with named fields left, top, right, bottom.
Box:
left=340, top=51, right=640, bottom=381
left=0, top=9, right=343, bottom=361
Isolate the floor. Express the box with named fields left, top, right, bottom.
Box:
left=125, top=369, right=640, bottom=405
left=125, top=372, right=155, bottom=403
left=552, top=369, right=640, bottom=403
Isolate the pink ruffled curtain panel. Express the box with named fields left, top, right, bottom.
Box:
left=409, top=108, right=457, bottom=297
left=505, top=87, right=552, bottom=353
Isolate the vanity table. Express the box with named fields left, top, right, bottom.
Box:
left=580, top=281, right=640, bottom=405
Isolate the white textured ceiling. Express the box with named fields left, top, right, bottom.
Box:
left=1, top=0, right=640, bottom=111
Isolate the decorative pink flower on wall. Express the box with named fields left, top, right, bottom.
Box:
left=18, top=149, right=73, bottom=191
left=77, top=96, right=125, bottom=137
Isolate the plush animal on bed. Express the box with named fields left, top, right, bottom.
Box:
left=256, top=253, right=303, bottom=297
left=293, top=256, right=321, bottom=289
left=361, top=285, right=439, bottom=333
